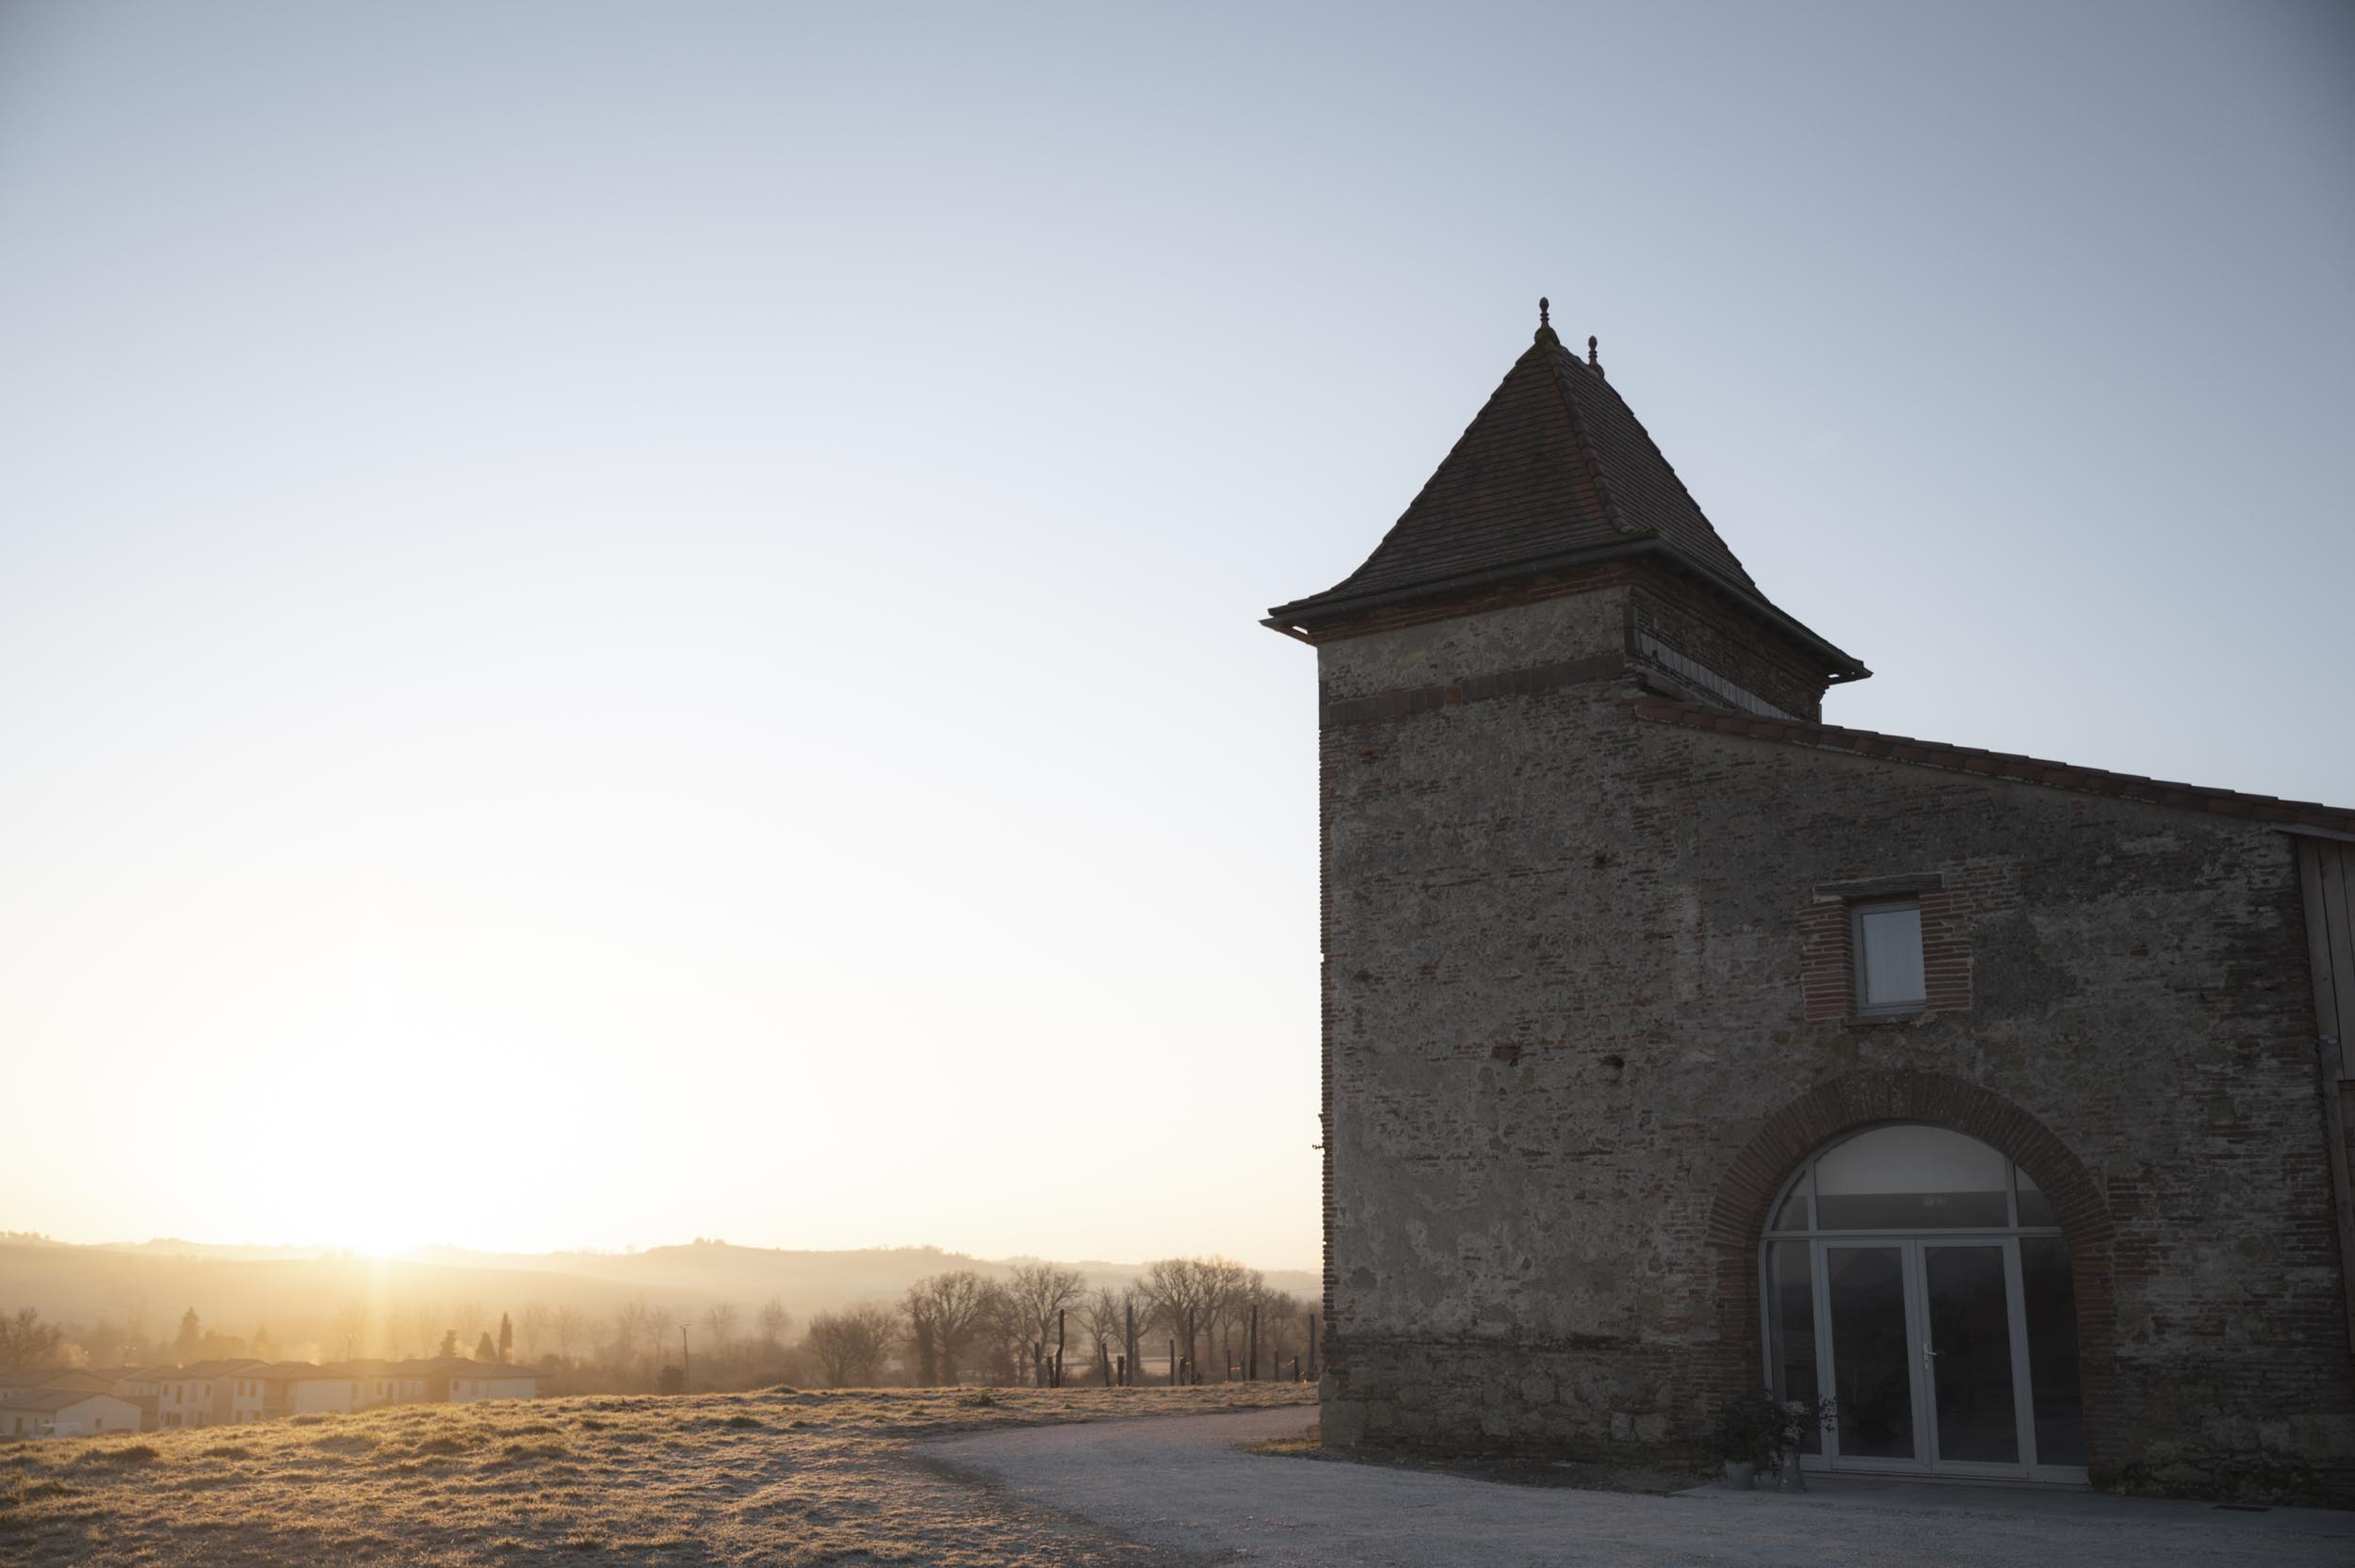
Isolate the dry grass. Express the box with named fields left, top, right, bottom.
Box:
left=0, top=1383, right=1317, bottom=1565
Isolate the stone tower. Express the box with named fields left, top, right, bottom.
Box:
left=1264, top=306, right=1870, bottom=1456
left=1262, top=305, right=2355, bottom=1501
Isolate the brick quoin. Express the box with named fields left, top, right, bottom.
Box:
left=1796, top=904, right=1852, bottom=1024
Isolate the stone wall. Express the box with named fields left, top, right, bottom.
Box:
left=1313, top=587, right=2355, bottom=1504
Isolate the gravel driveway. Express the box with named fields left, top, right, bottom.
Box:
left=922, top=1407, right=2355, bottom=1567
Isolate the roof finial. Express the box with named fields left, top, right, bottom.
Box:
left=1587, top=334, right=1602, bottom=375
left=1538, top=297, right=1550, bottom=328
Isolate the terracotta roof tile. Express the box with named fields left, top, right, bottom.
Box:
left=1272, top=326, right=1773, bottom=622
left=1626, top=696, right=2355, bottom=834
left=0, top=1387, right=124, bottom=1412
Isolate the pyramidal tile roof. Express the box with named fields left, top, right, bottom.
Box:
left=1269, top=311, right=1786, bottom=630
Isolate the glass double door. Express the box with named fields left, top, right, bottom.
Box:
left=1817, top=1238, right=2040, bottom=1478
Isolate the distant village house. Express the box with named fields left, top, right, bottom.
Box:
left=0, top=1354, right=542, bottom=1437
left=0, top=1386, right=142, bottom=1439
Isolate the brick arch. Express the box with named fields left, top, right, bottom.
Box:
left=1700, top=1070, right=2120, bottom=1466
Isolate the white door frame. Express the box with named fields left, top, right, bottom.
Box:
left=1800, top=1233, right=2086, bottom=1483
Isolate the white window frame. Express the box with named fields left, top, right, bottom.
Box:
left=1759, top=1124, right=2087, bottom=1484
left=1851, top=898, right=1926, bottom=1014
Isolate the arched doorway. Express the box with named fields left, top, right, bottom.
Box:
left=1762, top=1123, right=2088, bottom=1482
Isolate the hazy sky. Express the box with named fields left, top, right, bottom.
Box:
left=2, top=3, right=2348, bottom=1269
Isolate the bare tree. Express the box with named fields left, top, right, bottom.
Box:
left=1226, top=1276, right=1286, bottom=1379
left=1080, top=1286, right=1130, bottom=1385
left=0, top=1306, right=63, bottom=1373
left=979, top=1289, right=1028, bottom=1385
left=755, top=1298, right=792, bottom=1355
left=1259, top=1290, right=1317, bottom=1376
left=1199, top=1259, right=1259, bottom=1380
left=605, top=1301, right=646, bottom=1366
left=901, top=1271, right=998, bottom=1385
left=1002, top=1263, right=1085, bottom=1383
left=331, top=1301, right=371, bottom=1362
left=804, top=1303, right=898, bottom=1387
left=553, top=1304, right=588, bottom=1364
left=700, top=1302, right=740, bottom=1358
left=518, top=1301, right=552, bottom=1361
left=1137, top=1258, right=1218, bottom=1381
left=904, top=1298, right=938, bottom=1385
left=647, top=1306, right=676, bottom=1378
left=454, top=1299, right=486, bottom=1350
left=173, top=1308, right=203, bottom=1362
left=406, top=1303, right=443, bottom=1361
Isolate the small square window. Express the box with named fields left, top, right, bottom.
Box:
left=1853, top=899, right=1925, bottom=1012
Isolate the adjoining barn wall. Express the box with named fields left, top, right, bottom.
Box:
left=1313, top=588, right=2355, bottom=1505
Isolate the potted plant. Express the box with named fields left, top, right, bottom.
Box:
left=1767, top=1396, right=1837, bottom=1491
left=1712, top=1395, right=1777, bottom=1488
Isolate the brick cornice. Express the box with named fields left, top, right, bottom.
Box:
left=1320, top=652, right=1625, bottom=729
left=1703, top=1071, right=2113, bottom=1251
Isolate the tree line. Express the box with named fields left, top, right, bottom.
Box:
left=810, top=1257, right=1318, bottom=1389
left=1, top=1255, right=1317, bottom=1394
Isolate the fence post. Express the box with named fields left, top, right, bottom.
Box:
left=1248, top=1303, right=1259, bottom=1382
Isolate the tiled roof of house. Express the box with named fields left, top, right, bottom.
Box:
left=1627, top=694, right=2355, bottom=835
left=20, top=1369, right=120, bottom=1391
left=1268, top=312, right=1795, bottom=633
left=0, top=1386, right=125, bottom=1412
left=388, top=1356, right=535, bottom=1376
left=242, top=1362, right=358, bottom=1382
left=449, top=1359, right=535, bottom=1377
left=157, top=1359, right=267, bottom=1379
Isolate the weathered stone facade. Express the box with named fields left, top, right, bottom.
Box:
left=1270, top=316, right=2355, bottom=1505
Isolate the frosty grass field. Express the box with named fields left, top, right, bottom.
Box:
left=0, top=1383, right=1319, bottom=1565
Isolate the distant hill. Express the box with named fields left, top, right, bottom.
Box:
left=96, top=1238, right=351, bottom=1263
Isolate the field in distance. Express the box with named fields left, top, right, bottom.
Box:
left=0, top=1382, right=1318, bottom=1565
